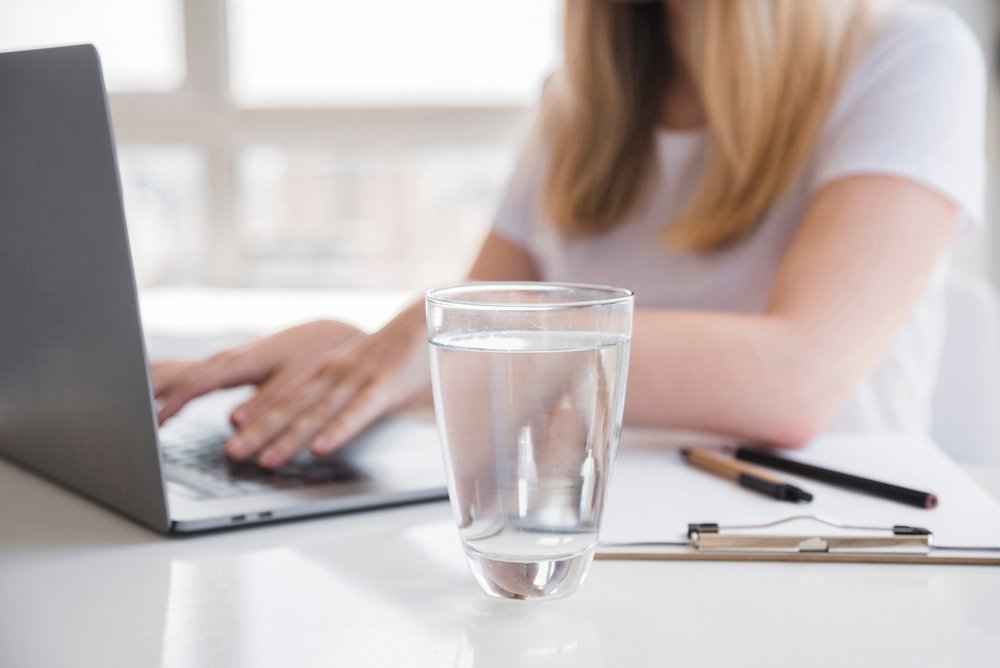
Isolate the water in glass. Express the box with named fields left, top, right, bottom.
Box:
left=430, top=328, right=629, bottom=599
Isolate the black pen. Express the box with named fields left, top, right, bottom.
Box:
left=681, top=448, right=813, bottom=503
left=735, top=447, right=938, bottom=509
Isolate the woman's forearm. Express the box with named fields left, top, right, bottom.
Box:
left=623, top=177, right=957, bottom=448
left=624, top=309, right=835, bottom=447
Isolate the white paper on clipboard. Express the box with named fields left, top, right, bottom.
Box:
left=599, top=432, right=1000, bottom=555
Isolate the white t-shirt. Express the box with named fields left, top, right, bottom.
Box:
left=491, top=4, right=986, bottom=436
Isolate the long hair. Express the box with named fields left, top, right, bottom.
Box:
left=542, top=0, right=871, bottom=251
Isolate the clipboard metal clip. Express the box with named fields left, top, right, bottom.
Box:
left=686, top=515, right=933, bottom=555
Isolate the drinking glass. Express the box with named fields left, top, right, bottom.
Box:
left=426, top=282, right=633, bottom=600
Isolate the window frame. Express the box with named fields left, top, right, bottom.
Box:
left=108, top=0, right=534, bottom=285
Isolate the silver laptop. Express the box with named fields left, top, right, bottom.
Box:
left=0, top=44, right=447, bottom=533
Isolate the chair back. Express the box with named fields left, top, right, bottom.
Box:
left=931, top=274, right=1000, bottom=464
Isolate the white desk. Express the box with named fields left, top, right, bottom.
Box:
left=1, top=449, right=999, bottom=668
left=2, top=288, right=999, bottom=667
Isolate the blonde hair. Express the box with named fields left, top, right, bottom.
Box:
left=542, top=0, right=871, bottom=251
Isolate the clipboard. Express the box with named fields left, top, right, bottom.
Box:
left=597, top=514, right=1000, bottom=565
left=596, top=432, right=1000, bottom=566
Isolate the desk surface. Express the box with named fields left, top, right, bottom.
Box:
left=2, top=449, right=999, bottom=668
left=3, top=288, right=1000, bottom=667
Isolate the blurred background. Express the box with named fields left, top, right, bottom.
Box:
left=0, top=0, right=996, bottom=293
left=0, top=0, right=560, bottom=291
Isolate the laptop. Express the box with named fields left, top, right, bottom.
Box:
left=0, top=44, right=447, bottom=533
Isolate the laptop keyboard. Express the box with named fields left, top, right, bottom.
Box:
left=159, top=420, right=365, bottom=500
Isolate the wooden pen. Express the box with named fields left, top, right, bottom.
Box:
left=681, top=448, right=813, bottom=503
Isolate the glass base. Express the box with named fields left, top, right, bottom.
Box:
left=464, top=549, right=595, bottom=600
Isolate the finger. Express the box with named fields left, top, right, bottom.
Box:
left=229, top=366, right=320, bottom=428
left=255, top=379, right=362, bottom=469
left=224, top=375, right=332, bottom=462
left=156, top=351, right=264, bottom=423
left=229, top=376, right=287, bottom=428
left=157, top=359, right=260, bottom=423
left=311, top=383, right=389, bottom=456
left=150, top=360, right=194, bottom=395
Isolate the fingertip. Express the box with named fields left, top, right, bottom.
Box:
left=311, top=436, right=335, bottom=456
left=257, top=449, right=282, bottom=469
left=156, top=403, right=176, bottom=425
left=230, top=407, right=247, bottom=427
left=225, top=436, right=248, bottom=460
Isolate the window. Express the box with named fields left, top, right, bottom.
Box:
left=229, top=0, right=560, bottom=107
left=235, top=143, right=513, bottom=288
left=0, top=0, right=561, bottom=288
left=0, top=0, right=185, bottom=91
left=118, top=146, right=206, bottom=285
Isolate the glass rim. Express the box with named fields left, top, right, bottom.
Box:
left=425, top=281, right=634, bottom=311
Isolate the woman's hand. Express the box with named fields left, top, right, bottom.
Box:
left=220, top=302, right=431, bottom=469
left=155, top=231, right=535, bottom=470
left=153, top=319, right=365, bottom=426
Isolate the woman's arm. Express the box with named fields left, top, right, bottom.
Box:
left=625, top=175, right=956, bottom=447
left=181, top=231, right=539, bottom=468
left=392, top=231, right=541, bottom=408
left=467, top=231, right=542, bottom=281
left=155, top=175, right=954, bottom=465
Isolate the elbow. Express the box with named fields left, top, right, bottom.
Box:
left=747, top=326, right=861, bottom=450
left=750, top=379, right=847, bottom=451
left=760, top=419, right=822, bottom=451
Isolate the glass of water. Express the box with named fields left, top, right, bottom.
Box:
left=426, top=282, right=633, bottom=600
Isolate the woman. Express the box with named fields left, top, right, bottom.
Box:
left=154, top=0, right=985, bottom=469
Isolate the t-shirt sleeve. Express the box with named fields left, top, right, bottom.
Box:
left=813, top=6, right=987, bottom=240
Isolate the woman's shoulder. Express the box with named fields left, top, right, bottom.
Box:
left=814, top=2, right=987, bottom=240
left=878, top=2, right=977, bottom=44
left=854, top=3, right=983, bottom=86
left=824, top=1, right=986, bottom=138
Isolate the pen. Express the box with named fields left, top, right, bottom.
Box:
left=735, top=448, right=938, bottom=509
left=681, top=448, right=813, bottom=503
